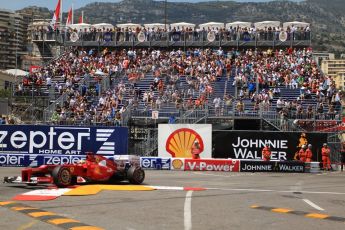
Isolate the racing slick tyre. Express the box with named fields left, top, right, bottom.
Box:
left=52, top=166, right=76, bottom=187
left=127, top=166, right=145, bottom=185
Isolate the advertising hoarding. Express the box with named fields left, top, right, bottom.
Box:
left=140, top=157, right=171, bottom=170
left=158, top=124, right=212, bottom=159
left=0, top=125, right=128, bottom=167
left=239, top=161, right=305, bottom=173
left=184, top=159, right=240, bottom=172
left=213, top=131, right=327, bottom=161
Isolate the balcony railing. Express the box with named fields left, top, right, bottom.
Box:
left=30, top=30, right=311, bottom=46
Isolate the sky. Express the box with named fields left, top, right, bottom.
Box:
left=1, top=0, right=303, bottom=11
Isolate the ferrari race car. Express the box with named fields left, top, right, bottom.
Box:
left=3, top=153, right=145, bottom=187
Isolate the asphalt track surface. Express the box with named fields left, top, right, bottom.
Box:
left=0, top=168, right=345, bottom=230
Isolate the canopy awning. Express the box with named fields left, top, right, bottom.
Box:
left=254, top=21, right=281, bottom=29
left=283, top=21, right=310, bottom=29
left=144, top=23, right=167, bottom=30
left=68, top=23, right=92, bottom=31
left=116, top=23, right=142, bottom=30
left=226, top=21, right=252, bottom=29
left=198, top=22, right=224, bottom=30
left=170, top=22, right=196, bottom=29
left=92, top=23, right=114, bottom=30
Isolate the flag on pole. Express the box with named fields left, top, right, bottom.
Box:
left=66, top=7, right=72, bottom=26
left=79, top=11, right=84, bottom=24
left=50, top=0, right=61, bottom=29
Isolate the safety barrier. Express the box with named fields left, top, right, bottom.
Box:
left=0, top=125, right=128, bottom=167
left=139, top=157, right=321, bottom=173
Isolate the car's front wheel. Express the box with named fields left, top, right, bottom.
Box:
left=52, top=166, right=76, bottom=187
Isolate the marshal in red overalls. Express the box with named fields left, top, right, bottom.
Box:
left=321, top=144, right=331, bottom=170
left=262, top=145, right=271, bottom=161
left=305, top=144, right=313, bottom=163
left=191, top=141, right=201, bottom=159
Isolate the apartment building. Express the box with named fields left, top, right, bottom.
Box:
left=0, top=9, right=25, bottom=70
left=321, top=59, right=345, bottom=90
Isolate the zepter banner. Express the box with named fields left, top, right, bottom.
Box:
left=0, top=125, right=128, bottom=167
left=158, top=124, right=212, bottom=158
left=70, top=32, right=79, bottom=42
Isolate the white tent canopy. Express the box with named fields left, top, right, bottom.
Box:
left=283, top=21, right=310, bottom=29
left=254, top=21, right=281, bottom=30
left=226, top=21, right=252, bottom=29
left=68, top=23, right=92, bottom=31
left=198, top=22, right=224, bottom=30
left=144, top=23, right=167, bottom=30
left=2, top=69, right=29, bottom=76
left=116, top=23, right=142, bottom=30
left=92, top=23, right=114, bottom=30
left=170, top=22, right=196, bottom=29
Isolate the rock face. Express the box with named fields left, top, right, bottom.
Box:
left=22, top=0, right=345, bottom=54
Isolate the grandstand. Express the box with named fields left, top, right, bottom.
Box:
left=7, top=20, right=343, bottom=164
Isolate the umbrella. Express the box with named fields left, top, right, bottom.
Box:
left=2, top=69, right=29, bottom=76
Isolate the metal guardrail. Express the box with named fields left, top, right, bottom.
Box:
left=43, top=92, right=68, bottom=122
left=30, top=30, right=311, bottom=43
left=62, top=30, right=311, bottom=43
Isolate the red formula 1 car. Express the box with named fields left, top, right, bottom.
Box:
left=3, top=153, right=145, bottom=187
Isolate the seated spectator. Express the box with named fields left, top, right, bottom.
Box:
left=276, top=98, right=285, bottom=113
left=236, top=100, right=245, bottom=115
left=273, top=87, right=281, bottom=97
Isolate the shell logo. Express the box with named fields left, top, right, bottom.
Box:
left=172, top=159, right=183, bottom=169
left=165, top=128, right=204, bottom=158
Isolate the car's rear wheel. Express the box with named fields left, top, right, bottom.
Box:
left=52, top=166, right=76, bottom=187
left=127, top=166, right=145, bottom=185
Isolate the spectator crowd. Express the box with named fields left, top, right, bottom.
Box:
left=30, top=23, right=311, bottom=43
left=15, top=45, right=343, bottom=126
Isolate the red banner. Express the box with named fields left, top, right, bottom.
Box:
left=297, top=120, right=341, bottom=132
left=184, top=159, right=239, bottom=172
left=29, top=66, right=40, bottom=74
left=341, top=118, right=345, bottom=131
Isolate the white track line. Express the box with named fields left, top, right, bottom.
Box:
left=206, top=187, right=345, bottom=195
left=302, top=199, right=325, bottom=211
left=192, top=172, right=232, bottom=177
left=184, top=191, right=193, bottom=230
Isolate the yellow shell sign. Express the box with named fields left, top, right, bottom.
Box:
left=165, top=128, right=204, bottom=158
left=172, top=159, right=183, bottom=169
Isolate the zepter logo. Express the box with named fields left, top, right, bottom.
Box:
left=172, top=159, right=183, bottom=169
left=165, top=128, right=204, bottom=158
